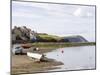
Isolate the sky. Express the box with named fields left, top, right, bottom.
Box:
left=12, top=1, right=95, bottom=42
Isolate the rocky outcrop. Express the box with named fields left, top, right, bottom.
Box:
left=12, top=26, right=37, bottom=43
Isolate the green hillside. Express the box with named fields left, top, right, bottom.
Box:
left=38, top=33, right=61, bottom=42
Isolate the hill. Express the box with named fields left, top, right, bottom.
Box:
left=12, top=26, right=88, bottom=43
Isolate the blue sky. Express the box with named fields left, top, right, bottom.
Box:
left=12, top=1, right=95, bottom=42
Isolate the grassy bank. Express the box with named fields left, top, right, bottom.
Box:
left=30, top=42, right=96, bottom=53
left=32, top=42, right=95, bottom=48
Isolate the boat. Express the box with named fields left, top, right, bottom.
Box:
left=27, top=52, right=51, bottom=62
left=21, top=44, right=32, bottom=48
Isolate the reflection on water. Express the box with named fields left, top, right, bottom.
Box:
left=46, top=46, right=95, bottom=71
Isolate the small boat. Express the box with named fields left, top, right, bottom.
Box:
left=21, top=44, right=32, bottom=49
left=27, top=52, right=50, bottom=62
left=27, top=52, right=42, bottom=59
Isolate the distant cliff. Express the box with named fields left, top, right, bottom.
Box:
left=12, top=26, right=88, bottom=44
left=59, top=35, right=88, bottom=43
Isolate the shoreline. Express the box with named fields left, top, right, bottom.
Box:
left=12, top=55, right=63, bottom=74
left=12, top=42, right=95, bottom=74
left=12, top=42, right=95, bottom=53
left=12, top=42, right=96, bottom=54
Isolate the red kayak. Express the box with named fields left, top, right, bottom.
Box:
left=21, top=44, right=32, bottom=49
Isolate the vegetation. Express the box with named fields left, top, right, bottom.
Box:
left=38, top=34, right=60, bottom=40
left=32, top=42, right=95, bottom=48
left=37, top=34, right=60, bottom=42
left=12, top=26, right=89, bottom=43
left=12, top=26, right=96, bottom=74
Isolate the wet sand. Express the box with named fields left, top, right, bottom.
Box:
left=12, top=55, right=63, bottom=74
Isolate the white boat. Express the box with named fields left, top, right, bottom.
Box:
left=27, top=52, right=42, bottom=61
left=27, top=52, right=49, bottom=62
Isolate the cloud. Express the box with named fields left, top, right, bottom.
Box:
left=12, top=11, right=43, bottom=19
left=12, top=1, right=71, bottom=18
left=74, top=8, right=82, bottom=16
left=13, top=1, right=95, bottom=18
left=12, top=1, right=47, bottom=19
left=73, top=7, right=94, bottom=17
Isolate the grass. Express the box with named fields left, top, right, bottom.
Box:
left=38, top=34, right=61, bottom=41
left=31, top=42, right=96, bottom=53
left=35, top=34, right=95, bottom=48
left=32, top=42, right=95, bottom=48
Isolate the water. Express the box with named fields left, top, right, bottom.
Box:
left=46, top=46, right=95, bottom=71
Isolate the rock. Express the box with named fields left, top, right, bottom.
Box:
left=12, top=26, right=37, bottom=44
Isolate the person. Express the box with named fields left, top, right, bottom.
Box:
left=61, top=50, right=64, bottom=53
left=33, top=47, right=39, bottom=51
